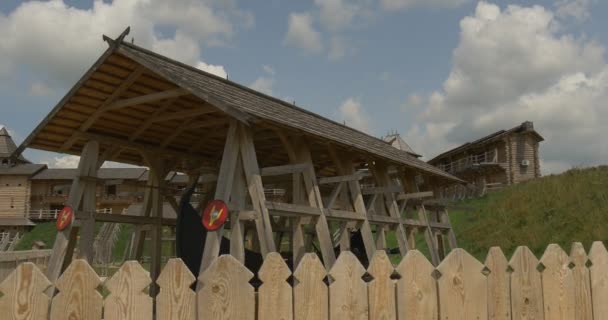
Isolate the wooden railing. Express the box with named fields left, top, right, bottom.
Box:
left=0, top=249, right=52, bottom=282
left=16, top=208, right=114, bottom=220
left=0, top=242, right=604, bottom=319
left=439, top=150, right=499, bottom=174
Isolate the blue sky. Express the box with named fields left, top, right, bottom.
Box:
left=0, top=0, right=606, bottom=173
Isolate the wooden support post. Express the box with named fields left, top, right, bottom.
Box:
left=141, top=153, right=172, bottom=299
left=328, top=147, right=376, bottom=262
left=230, top=155, right=246, bottom=263
left=370, top=161, right=409, bottom=256
left=293, top=141, right=336, bottom=269
left=46, top=141, right=100, bottom=294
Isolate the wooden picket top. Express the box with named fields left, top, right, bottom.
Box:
left=258, top=252, right=292, bottom=320
left=509, top=246, right=543, bottom=320
left=589, top=241, right=608, bottom=320
left=569, top=242, right=592, bottom=320
left=156, top=258, right=196, bottom=320
left=395, top=250, right=437, bottom=319
left=366, top=251, right=396, bottom=320
left=197, top=254, right=255, bottom=320
left=436, top=248, right=487, bottom=320
left=293, top=253, right=328, bottom=320
left=50, top=259, right=103, bottom=320
left=2, top=243, right=608, bottom=319
left=484, top=247, right=510, bottom=320
left=104, top=261, right=152, bottom=320
left=0, top=262, right=51, bottom=320
left=329, top=251, right=369, bottom=320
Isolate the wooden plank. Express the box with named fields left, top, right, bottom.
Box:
left=361, top=185, right=403, bottom=195
left=293, top=253, right=328, bottom=320
left=509, top=246, right=543, bottom=320
left=238, top=124, right=276, bottom=254
left=157, top=258, right=196, bottom=320
left=106, top=88, right=189, bottom=111
left=258, top=253, right=293, bottom=320
left=104, top=261, right=152, bottom=320
left=540, top=244, right=575, bottom=319
left=589, top=241, right=608, bottom=320
left=0, top=262, right=51, bottom=320
left=149, top=107, right=214, bottom=123
left=329, top=251, right=368, bottom=320
left=230, top=157, right=246, bottom=263
left=266, top=201, right=322, bottom=216
left=396, top=250, right=437, bottom=320
left=50, top=259, right=102, bottom=320
left=436, top=248, right=487, bottom=320
left=326, top=181, right=343, bottom=209
left=396, top=191, right=434, bottom=200
left=128, top=97, right=176, bottom=141
left=260, top=163, right=311, bottom=176
left=318, top=173, right=363, bottom=185
left=198, top=121, right=240, bottom=275
left=46, top=140, right=99, bottom=293
left=569, top=242, right=592, bottom=320
left=485, top=247, right=510, bottom=320
left=197, top=255, right=254, bottom=320
left=367, top=251, right=396, bottom=320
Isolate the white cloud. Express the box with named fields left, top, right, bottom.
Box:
left=0, top=0, right=249, bottom=87
left=49, top=155, right=81, bottom=168
left=406, top=2, right=608, bottom=174
left=381, top=0, right=470, bottom=11
left=314, top=0, right=371, bottom=32
left=28, top=81, right=54, bottom=97
left=328, top=36, right=349, bottom=60
left=263, top=65, right=275, bottom=75
left=284, top=12, right=323, bottom=54
left=556, top=0, right=593, bottom=22
left=337, top=98, right=372, bottom=133
left=250, top=76, right=274, bottom=95
left=196, top=62, right=228, bottom=78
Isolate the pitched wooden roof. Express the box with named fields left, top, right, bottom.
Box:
left=31, top=168, right=147, bottom=180
left=428, top=121, right=544, bottom=163
left=0, top=127, right=28, bottom=163
left=13, top=32, right=460, bottom=183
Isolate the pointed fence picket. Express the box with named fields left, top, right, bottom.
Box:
left=1, top=242, right=608, bottom=319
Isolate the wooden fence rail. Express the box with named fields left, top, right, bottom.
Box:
left=0, top=249, right=52, bottom=282
left=0, top=242, right=606, bottom=319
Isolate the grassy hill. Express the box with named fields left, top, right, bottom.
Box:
left=447, top=165, right=608, bottom=260
left=16, top=166, right=608, bottom=264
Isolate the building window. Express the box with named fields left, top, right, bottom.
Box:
left=106, top=185, right=117, bottom=196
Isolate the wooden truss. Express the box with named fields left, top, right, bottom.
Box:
left=46, top=121, right=458, bottom=298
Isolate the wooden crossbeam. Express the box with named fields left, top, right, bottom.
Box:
left=318, top=173, right=363, bottom=185
left=361, top=185, right=403, bottom=195
left=60, top=66, right=145, bottom=151
left=105, top=88, right=189, bottom=111
left=129, top=98, right=176, bottom=141
left=148, top=107, right=214, bottom=123
left=73, top=131, right=209, bottom=163
left=396, top=191, right=434, bottom=200
left=260, top=163, right=311, bottom=177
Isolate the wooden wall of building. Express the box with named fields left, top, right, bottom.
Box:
left=0, top=176, right=31, bottom=216
left=508, top=133, right=541, bottom=184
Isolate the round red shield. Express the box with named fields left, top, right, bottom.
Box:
left=56, top=206, right=74, bottom=231
left=202, top=200, right=229, bottom=231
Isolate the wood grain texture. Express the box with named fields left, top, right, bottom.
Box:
left=509, top=246, right=543, bottom=320
left=157, top=258, right=196, bottom=320
left=50, top=259, right=102, bottom=320
left=197, top=255, right=254, bottom=320
left=395, top=250, right=437, bottom=320
left=367, top=251, right=396, bottom=320
left=329, top=251, right=368, bottom=320
left=104, top=261, right=152, bottom=320
left=588, top=241, right=608, bottom=320
left=0, top=262, right=51, bottom=320
left=485, top=247, right=510, bottom=320
left=436, top=248, right=487, bottom=320
left=293, top=253, right=328, bottom=320
left=569, top=242, right=592, bottom=320
left=258, top=252, right=293, bottom=320
left=539, top=244, right=575, bottom=320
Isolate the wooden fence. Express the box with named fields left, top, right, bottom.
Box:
left=0, top=242, right=606, bottom=319
left=0, top=249, right=52, bottom=282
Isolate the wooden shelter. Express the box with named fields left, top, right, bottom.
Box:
left=11, top=29, right=462, bottom=291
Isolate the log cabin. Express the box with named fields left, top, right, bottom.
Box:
left=428, top=121, right=543, bottom=193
